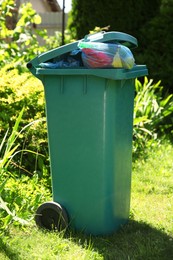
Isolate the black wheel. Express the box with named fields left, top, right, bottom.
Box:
left=35, top=201, right=69, bottom=231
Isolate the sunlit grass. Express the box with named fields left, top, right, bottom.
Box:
left=131, top=140, right=173, bottom=234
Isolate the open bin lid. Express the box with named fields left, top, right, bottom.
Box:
left=27, top=31, right=148, bottom=80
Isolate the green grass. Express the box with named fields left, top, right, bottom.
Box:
left=0, top=140, right=173, bottom=259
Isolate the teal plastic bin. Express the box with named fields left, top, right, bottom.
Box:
left=27, top=31, right=148, bottom=235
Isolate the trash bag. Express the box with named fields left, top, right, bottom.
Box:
left=78, top=41, right=135, bottom=69
left=39, top=56, right=81, bottom=69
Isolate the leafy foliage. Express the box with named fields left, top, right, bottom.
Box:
left=133, top=77, right=173, bottom=155
left=0, top=175, right=50, bottom=234
left=136, top=0, right=173, bottom=92
left=68, top=0, right=160, bottom=39
left=0, top=110, right=51, bottom=234
left=0, top=0, right=48, bottom=67
left=0, top=64, right=49, bottom=176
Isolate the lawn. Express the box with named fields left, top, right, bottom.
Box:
left=0, top=140, right=173, bottom=259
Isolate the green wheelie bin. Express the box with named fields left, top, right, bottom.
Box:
left=27, top=31, right=148, bottom=235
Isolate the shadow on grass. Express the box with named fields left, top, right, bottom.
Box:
left=71, top=220, right=173, bottom=260
left=0, top=220, right=172, bottom=260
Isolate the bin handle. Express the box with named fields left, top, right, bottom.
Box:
left=84, top=31, right=105, bottom=41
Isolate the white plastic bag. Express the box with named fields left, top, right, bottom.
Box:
left=78, top=41, right=135, bottom=69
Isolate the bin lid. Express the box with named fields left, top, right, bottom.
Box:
left=82, top=31, right=137, bottom=48
left=27, top=31, right=138, bottom=77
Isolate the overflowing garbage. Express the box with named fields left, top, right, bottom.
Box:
left=39, top=41, right=135, bottom=70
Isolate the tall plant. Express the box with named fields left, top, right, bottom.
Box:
left=133, top=77, right=173, bottom=155
left=0, top=109, right=28, bottom=232
left=0, top=109, right=49, bottom=233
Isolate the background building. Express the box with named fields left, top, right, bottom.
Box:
left=21, top=0, right=68, bottom=36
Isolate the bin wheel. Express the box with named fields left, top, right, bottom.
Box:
left=35, top=201, right=68, bottom=231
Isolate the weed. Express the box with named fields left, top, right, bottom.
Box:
left=0, top=109, right=51, bottom=234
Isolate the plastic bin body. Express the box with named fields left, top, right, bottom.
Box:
left=27, top=32, right=148, bottom=235
left=45, top=74, right=134, bottom=234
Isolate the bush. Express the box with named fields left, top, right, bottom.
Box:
left=0, top=64, right=49, bottom=176
left=133, top=77, right=173, bottom=156
left=0, top=174, right=51, bottom=233
left=135, top=0, right=173, bottom=92
left=68, top=0, right=160, bottom=40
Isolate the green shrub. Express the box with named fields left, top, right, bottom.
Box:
left=0, top=174, right=51, bottom=233
left=133, top=77, right=173, bottom=155
left=0, top=64, right=49, bottom=176
left=136, top=0, right=173, bottom=92
left=0, top=64, right=44, bottom=126
left=68, top=0, right=160, bottom=40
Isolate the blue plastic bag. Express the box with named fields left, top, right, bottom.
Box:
left=39, top=56, right=80, bottom=69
